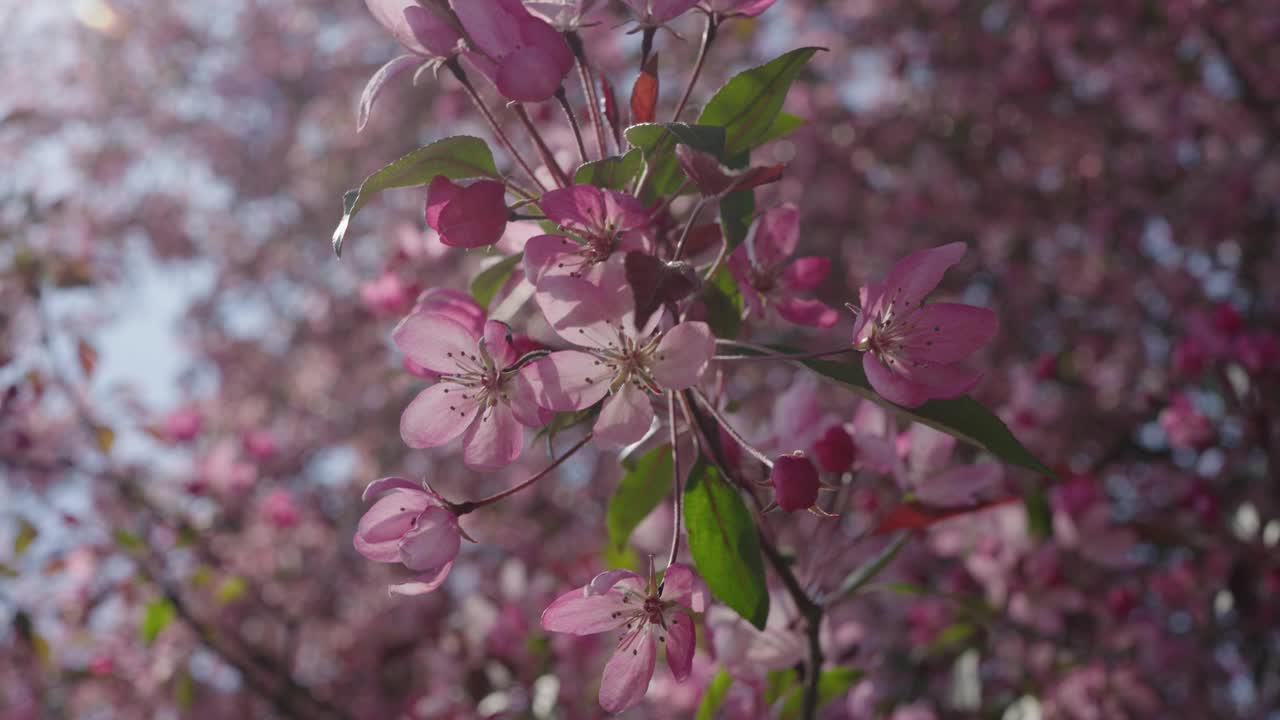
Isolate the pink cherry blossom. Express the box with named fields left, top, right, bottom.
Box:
left=394, top=312, right=546, bottom=470
left=261, top=488, right=300, bottom=528
left=359, top=1, right=462, bottom=130
left=353, top=477, right=460, bottom=595
left=359, top=270, right=414, bottom=315
left=541, top=563, right=707, bottom=713
left=894, top=424, right=1004, bottom=506
left=451, top=0, right=574, bottom=103
left=1159, top=393, right=1215, bottom=450
left=852, top=242, right=999, bottom=407
left=161, top=406, right=202, bottom=443
left=525, top=260, right=715, bottom=447
left=524, top=184, right=652, bottom=285
left=424, top=176, right=508, bottom=248
left=728, top=205, right=839, bottom=328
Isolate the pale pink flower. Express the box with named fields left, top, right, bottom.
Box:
left=404, top=288, right=488, bottom=380
left=1158, top=393, right=1214, bottom=450
left=359, top=1, right=463, bottom=131
left=525, top=259, right=715, bottom=447
left=452, top=0, right=574, bottom=103
left=851, top=242, right=998, bottom=407
left=699, top=0, right=777, bottom=17
left=541, top=563, right=707, bottom=713
left=394, top=312, right=546, bottom=470
left=261, top=488, right=300, bottom=528
left=353, top=477, right=460, bottom=596
left=161, top=406, right=202, bottom=443
left=523, top=184, right=651, bottom=285
left=241, top=430, right=278, bottom=461
left=623, top=0, right=699, bottom=29
left=359, top=270, right=414, bottom=315
left=728, top=205, right=839, bottom=328
left=894, top=424, right=1004, bottom=506
left=425, top=177, right=508, bottom=248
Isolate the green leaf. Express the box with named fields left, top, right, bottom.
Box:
left=703, top=268, right=744, bottom=339
left=696, top=669, right=735, bottom=720
left=836, top=532, right=909, bottom=599
left=0, top=564, right=17, bottom=578
left=332, top=136, right=499, bottom=256
left=470, top=252, right=523, bottom=308
left=684, top=460, right=769, bottom=629
left=624, top=123, right=726, bottom=197
left=929, top=622, right=977, bottom=653
left=778, top=667, right=864, bottom=719
left=574, top=149, right=643, bottom=190
left=698, top=48, right=821, bottom=158
left=113, top=529, right=143, bottom=553
left=764, top=669, right=798, bottom=705
left=174, top=667, right=196, bottom=709
left=1024, top=485, right=1053, bottom=541
left=798, top=358, right=1055, bottom=477
left=141, top=598, right=176, bottom=645
left=13, top=518, right=37, bottom=556
left=758, top=111, right=807, bottom=146
left=215, top=576, right=248, bottom=605
left=718, top=182, right=755, bottom=249
left=606, top=445, right=674, bottom=552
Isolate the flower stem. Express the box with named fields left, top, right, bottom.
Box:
left=569, top=33, right=611, bottom=158
left=671, top=198, right=707, bottom=261
left=666, top=392, right=684, bottom=568
left=691, top=389, right=774, bottom=469
left=555, top=87, right=590, bottom=166
left=450, top=432, right=592, bottom=514
left=447, top=59, right=546, bottom=193
left=671, top=15, right=718, bottom=121
left=713, top=341, right=855, bottom=362
left=513, top=103, right=573, bottom=188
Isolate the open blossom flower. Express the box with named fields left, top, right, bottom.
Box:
left=394, top=311, right=545, bottom=470
left=729, top=205, right=839, bottom=328
left=526, top=0, right=600, bottom=32
left=359, top=1, right=462, bottom=130
left=524, top=184, right=651, bottom=285
left=353, top=477, right=460, bottom=596
left=851, top=242, right=998, bottom=407
left=893, top=424, right=1004, bottom=506
left=452, top=0, right=574, bottom=103
left=526, top=260, right=715, bottom=447
left=425, top=176, right=508, bottom=248
left=541, top=563, right=707, bottom=713
left=359, top=270, right=414, bottom=315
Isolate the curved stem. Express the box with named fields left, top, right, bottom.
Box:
left=665, top=392, right=684, bottom=568
left=671, top=198, right=707, bottom=261
left=451, top=432, right=592, bottom=514
left=671, top=15, right=718, bottom=121
left=555, top=88, right=589, bottom=165
left=691, top=389, right=773, bottom=469
left=714, top=339, right=855, bottom=362
left=570, top=35, right=611, bottom=158
left=447, top=60, right=546, bottom=193
left=513, top=103, right=572, bottom=188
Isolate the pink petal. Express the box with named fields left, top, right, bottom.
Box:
left=588, top=569, right=646, bottom=596
left=523, top=233, right=574, bottom=284
left=388, top=562, right=453, bottom=596
left=400, top=383, right=479, bottom=448
left=540, top=185, right=647, bottom=235
left=461, top=402, right=525, bottom=470
left=599, top=628, right=657, bottom=713
left=744, top=204, right=799, bottom=271
left=782, top=256, right=831, bottom=291
left=851, top=280, right=883, bottom=346
left=354, top=489, right=432, bottom=562
left=907, top=425, right=956, bottom=476
left=659, top=563, right=708, bottom=612
left=357, top=54, right=424, bottom=132
left=915, top=463, right=1004, bottom=506
left=482, top=319, right=519, bottom=368
left=392, top=311, right=479, bottom=374
left=397, top=506, right=460, bottom=571
left=508, top=367, right=552, bottom=427
left=909, top=361, right=983, bottom=400
left=663, top=610, right=696, bottom=682
left=541, top=588, right=632, bottom=635
left=450, top=0, right=524, bottom=59
left=437, top=180, right=508, bottom=247
left=854, top=432, right=899, bottom=475
left=900, top=303, right=999, bottom=364
left=524, top=351, right=612, bottom=411
left=650, top=322, right=714, bottom=390
left=862, top=352, right=932, bottom=408
left=878, top=242, right=967, bottom=316
left=496, top=46, right=565, bottom=102
left=402, top=4, right=461, bottom=57
left=775, top=298, right=840, bottom=328
left=413, top=288, right=487, bottom=337
left=534, top=274, right=620, bottom=346
left=594, top=384, right=655, bottom=448
left=361, top=476, right=423, bottom=503
left=424, top=175, right=461, bottom=232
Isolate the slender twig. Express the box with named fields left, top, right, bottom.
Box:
left=555, top=88, right=589, bottom=165
left=569, top=33, right=611, bottom=158
left=447, top=60, right=546, bottom=192
left=449, top=433, right=592, bottom=514
left=690, top=389, right=774, bottom=468
left=665, top=392, right=684, bottom=568
left=671, top=15, right=718, bottom=121
left=513, top=103, right=573, bottom=188
left=671, top=198, right=707, bottom=261
left=713, top=348, right=855, bottom=362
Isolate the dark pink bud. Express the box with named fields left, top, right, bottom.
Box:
left=424, top=176, right=508, bottom=248
left=1212, top=303, right=1243, bottom=336
left=1106, top=585, right=1138, bottom=619
left=163, top=407, right=202, bottom=443
left=1170, top=338, right=1208, bottom=379
left=770, top=453, right=820, bottom=512
left=1032, top=352, right=1058, bottom=381
left=812, top=425, right=855, bottom=473
left=242, top=430, right=278, bottom=461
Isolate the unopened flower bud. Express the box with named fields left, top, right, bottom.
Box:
left=812, top=425, right=855, bottom=473
left=770, top=453, right=819, bottom=512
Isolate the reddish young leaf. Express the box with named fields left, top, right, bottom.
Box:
left=733, top=163, right=785, bottom=192
left=625, top=251, right=698, bottom=330
left=873, top=496, right=1019, bottom=534
left=630, top=53, right=659, bottom=124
